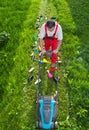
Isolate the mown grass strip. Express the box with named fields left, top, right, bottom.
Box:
left=37, top=0, right=69, bottom=129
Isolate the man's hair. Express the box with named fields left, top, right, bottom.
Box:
left=46, top=20, right=55, bottom=28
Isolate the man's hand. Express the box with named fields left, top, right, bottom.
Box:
left=41, top=49, right=46, bottom=55
left=53, top=49, right=58, bottom=54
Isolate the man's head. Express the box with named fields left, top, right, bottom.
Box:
left=46, top=20, right=55, bottom=32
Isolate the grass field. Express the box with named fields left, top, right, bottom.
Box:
left=0, top=0, right=89, bottom=130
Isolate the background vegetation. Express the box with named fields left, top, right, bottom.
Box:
left=0, top=0, right=89, bottom=130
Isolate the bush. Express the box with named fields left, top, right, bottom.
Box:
left=0, top=31, right=10, bottom=48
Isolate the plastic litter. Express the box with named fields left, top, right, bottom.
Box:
left=28, top=67, right=34, bottom=73
left=30, top=52, right=34, bottom=56
left=34, top=49, right=39, bottom=53
left=38, top=60, right=44, bottom=64
left=32, top=35, right=37, bottom=41
left=47, top=70, right=53, bottom=78
left=35, top=41, right=37, bottom=44
left=36, top=23, right=39, bottom=29
left=43, top=58, right=50, bottom=63
left=56, top=60, right=62, bottom=64
left=53, top=77, right=60, bottom=84
left=28, top=76, right=34, bottom=82
left=35, top=78, right=41, bottom=84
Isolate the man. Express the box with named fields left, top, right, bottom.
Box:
left=38, top=18, right=63, bottom=72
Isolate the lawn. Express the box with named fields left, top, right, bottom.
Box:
left=0, top=0, right=89, bottom=130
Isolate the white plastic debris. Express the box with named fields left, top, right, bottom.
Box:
left=28, top=67, right=34, bottom=73
left=57, top=60, right=62, bottom=64
left=35, top=78, right=41, bottom=84
left=35, top=41, right=37, bottom=44
left=30, top=52, right=34, bottom=56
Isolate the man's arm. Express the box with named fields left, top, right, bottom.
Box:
left=38, top=38, right=44, bottom=50
left=38, top=23, right=45, bottom=52
left=57, top=40, right=62, bottom=50
left=38, top=38, right=46, bottom=54
left=53, top=24, right=63, bottom=53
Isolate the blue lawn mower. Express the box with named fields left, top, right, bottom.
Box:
left=36, top=55, right=59, bottom=129
left=36, top=93, right=58, bottom=129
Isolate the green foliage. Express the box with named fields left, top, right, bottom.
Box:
left=0, top=0, right=40, bottom=130
left=51, top=0, right=89, bottom=129
left=0, top=31, right=10, bottom=48
left=0, top=0, right=89, bottom=130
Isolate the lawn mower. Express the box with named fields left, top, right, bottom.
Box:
left=36, top=53, right=59, bottom=129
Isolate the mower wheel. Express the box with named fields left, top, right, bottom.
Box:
left=51, top=122, right=55, bottom=129
left=36, top=121, right=39, bottom=128
left=54, top=121, right=58, bottom=128
left=39, top=121, right=42, bottom=128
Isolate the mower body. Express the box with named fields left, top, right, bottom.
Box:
left=36, top=94, right=58, bottom=129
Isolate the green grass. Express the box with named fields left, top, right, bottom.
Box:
left=38, top=0, right=69, bottom=125
left=0, top=0, right=40, bottom=130
left=0, top=0, right=31, bottom=100
left=0, top=0, right=89, bottom=130
left=52, top=0, right=89, bottom=129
